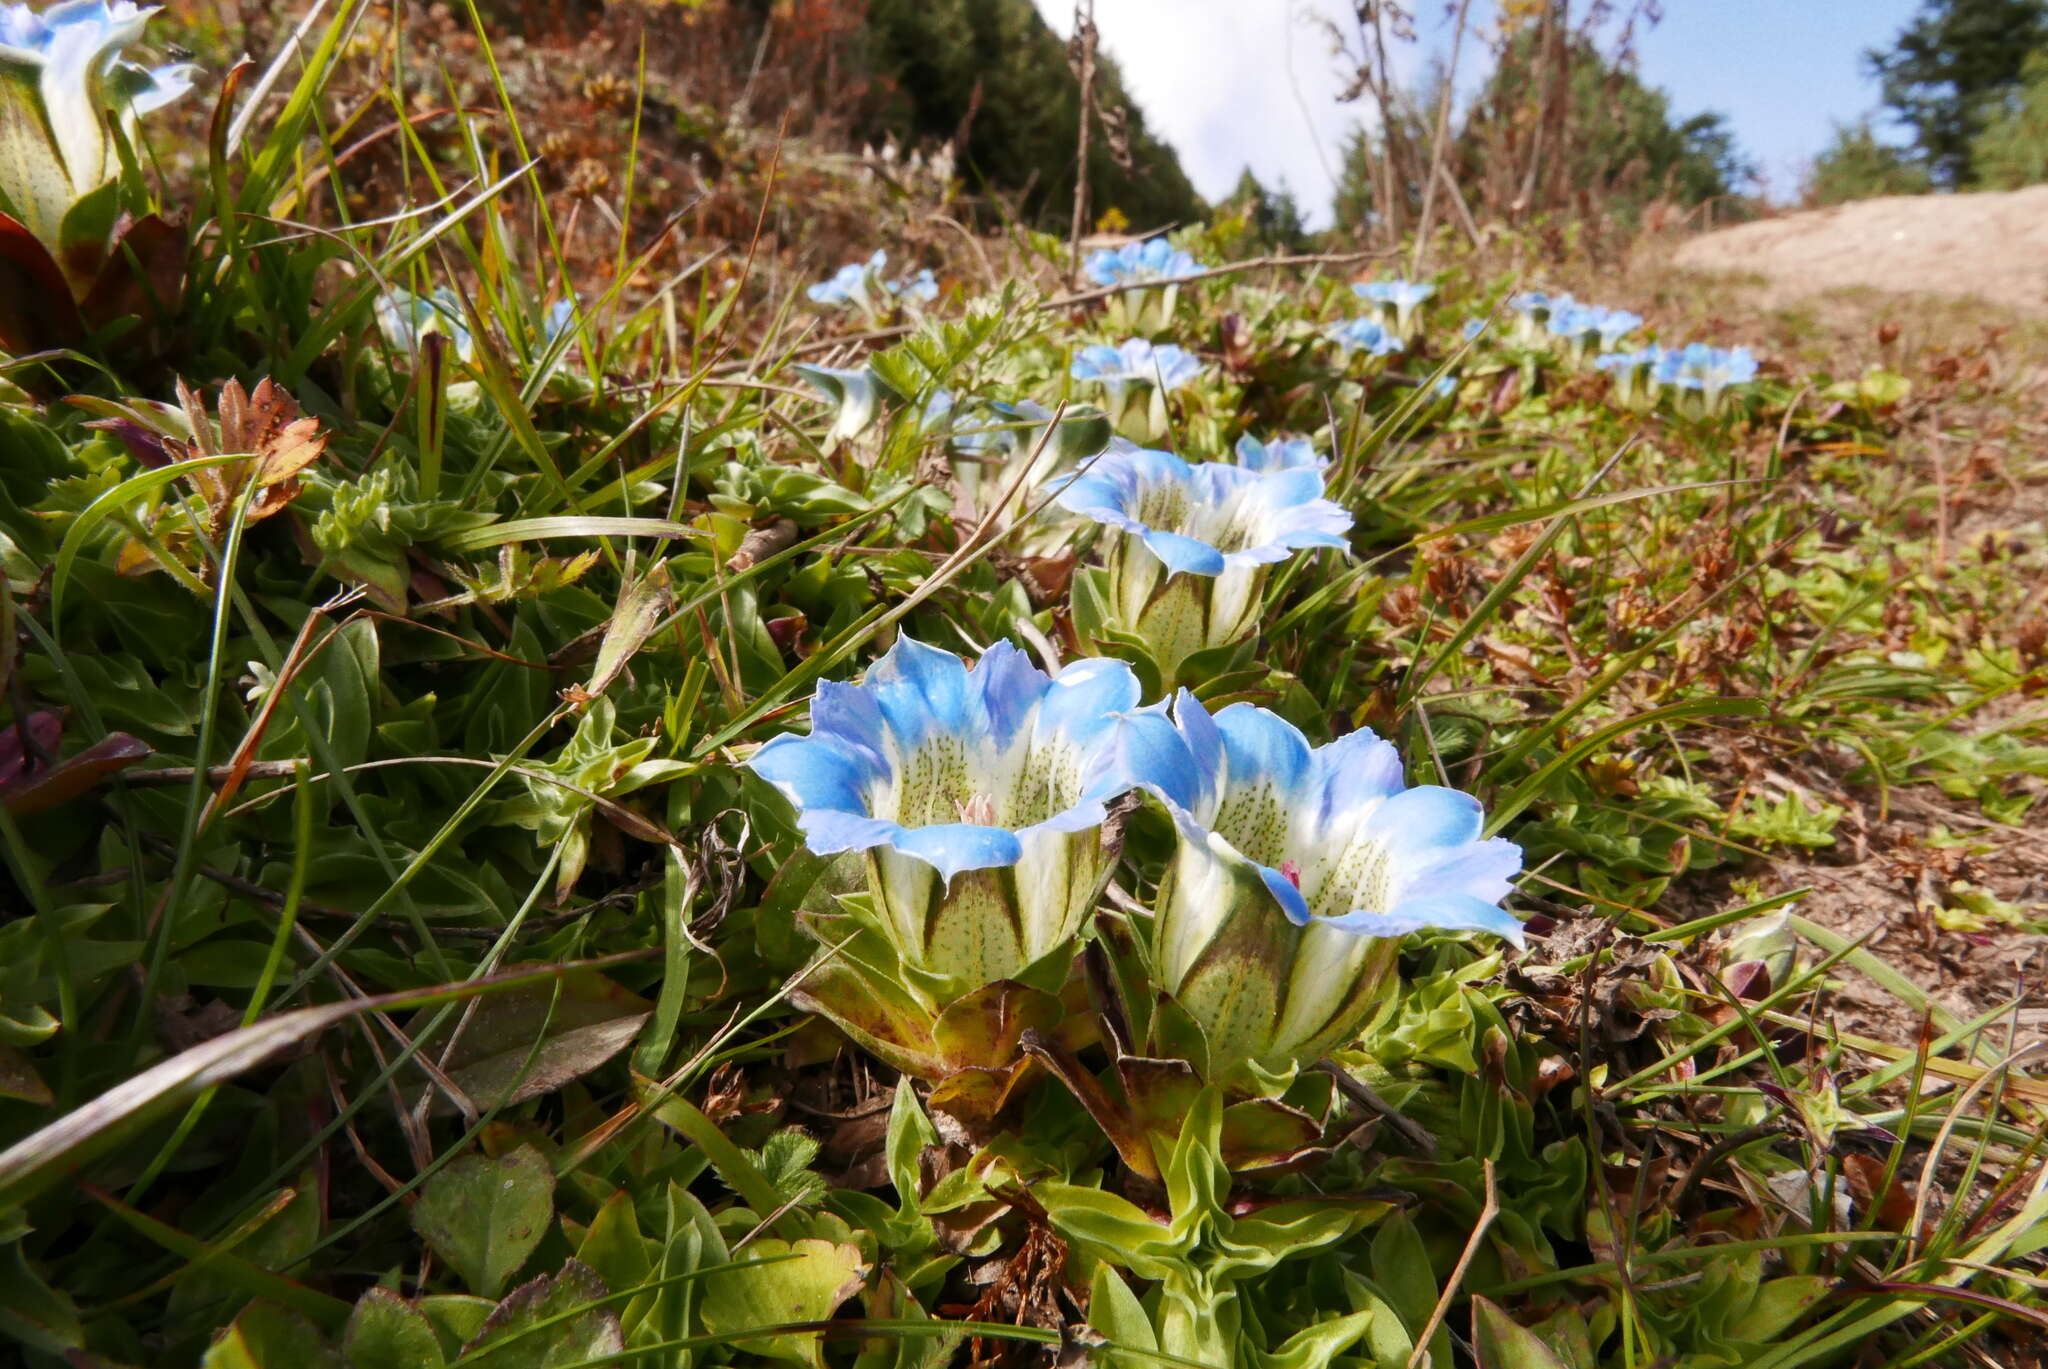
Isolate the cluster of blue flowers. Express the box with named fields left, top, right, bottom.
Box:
left=1084, top=236, right=1201, bottom=287
left=805, top=249, right=938, bottom=318
left=1593, top=341, right=1760, bottom=413
left=1503, top=291, right=1759, bottom=415
left=1069, top=336, right=1204, bottom=445
left=753, top=230, right=1531, bottom=1084
left=1352, top=278, right=1435, bottom=338
left=1506, top=291, right=1642, bottom=355
left=732, top=230, right=1791, bottom=1096
left=1326, top=316, right=1405, bottom=358
left=750, top=633, right=1523, bottom=1084
left=1324, top=276, right=1436, bottom=357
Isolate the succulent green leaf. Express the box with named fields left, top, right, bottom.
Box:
left=410, top=1147, right=555, bottom=1299
left=697, top=1238, right=865, bottom=1369
left=457, top=1261, right=622, bottom=1368
left=341, top=1289, right=445, bottom=1369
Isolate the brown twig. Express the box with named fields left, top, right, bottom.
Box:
left=1407, top=1157, right=1498, bottom=1369
left=1314, top=1059, right=1438, bottom=1158
left=1065, top=0, right=1098, bottom=285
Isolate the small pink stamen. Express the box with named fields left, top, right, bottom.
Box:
left=955, top=793, right=998, bottom=826
left=1280, top=859, right=1303, bottom=889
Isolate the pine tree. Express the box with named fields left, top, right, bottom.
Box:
left=1865, top=0, right=2048, bottom=185
left=1805, top=121, right=1935, bottom=204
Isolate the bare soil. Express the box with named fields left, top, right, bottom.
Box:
left=1671, top=186, right=2048, bottom=316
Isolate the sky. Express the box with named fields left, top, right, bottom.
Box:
left=1029, top=0, right=1925, bottom=229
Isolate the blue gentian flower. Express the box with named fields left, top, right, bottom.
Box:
left=0, top=0, right=198, bottom=249
left=806, top=249, right=887, bottom=311
left=374, top=286, right=476, bottom=363
left=1054, top=447, right=1351, bottom=678
left=1595, top=308, right=1643, bottom=347
left=748, top=636, right=1145, bottom=999
left=1070, top=339, right=1202, bottom=443
left=1506, top=290, right=1560, bottom=345
left=1658, top=342, right=1758, bottom=414
left=542, top=297, right=579, bottom=346
left=806, top=250, right=935, bottom=319
left=1595, top=345, right=1664, bottom=409
left=792, top=362, right=883, bottom=447
left=1106, top=691, right=1524, bottom=1084
left=1326, top=316, right=1405, bottom=358
left=1085, top=236, right=1200, bottom=286
left=1070, top=338, right=1202, bottom=391
left=1088, top=239, right=1201, bottom=335
left=889, top=266, right=939, bottom=304
left=1545, top=302, right=1644, bottom=361
left=947, top=399, right=1113, bottom=551
left=1353, top=278, right=1435, bottom=337
left=1545, top=302, right=1601, bottom=341
left=1233, top=434, right=1326, bottom=473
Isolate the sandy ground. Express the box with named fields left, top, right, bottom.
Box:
left=1672, top=185, right=2048, bottom=314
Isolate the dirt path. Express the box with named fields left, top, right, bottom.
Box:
left=1673, top=185, right=2048, bottom=314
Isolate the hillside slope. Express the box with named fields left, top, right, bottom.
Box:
left=1673, top=185, right=2048, bottom=313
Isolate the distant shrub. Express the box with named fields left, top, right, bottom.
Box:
left=1804, top=119, right=1935, bottom=204
left=1971, top=50, right=2048, bottom=187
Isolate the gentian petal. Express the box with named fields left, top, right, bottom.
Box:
left=1321, top=893, right=1527, bottom=948
left=1136, top=528, right=1228, bottom=576
left=889, top=822, right=1023, bottom=882
left=748, top=732, right=882, bottom=817
left=1037, top=655, right=1143, bottom=747
left=867, top=634, right=975, bottom=748
left=1361, top=784, right=1486, bottom=852
left=1310, top=727, right=1404, bottom=824
left=971, top=639, right=1049, bottom=751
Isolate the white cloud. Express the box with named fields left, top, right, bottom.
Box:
left=1033, top=0, right=1372, bottom=231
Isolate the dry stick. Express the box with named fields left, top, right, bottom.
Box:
left=1066, top=0, right=1097, bottom=286
left=1930, top=423, right=1952, bottom=573
left=1407, top=1157, right=1498, bottom=1369
left=1314, top=1059, right=1437, bottom=1157
left=1409, top=0, right=1473, bottom=276
left=1436, top=153, right=1486, bottom=252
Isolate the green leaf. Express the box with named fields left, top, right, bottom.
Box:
left=200, top=1301, right=345, bottom=1369
left=572, top=1191, right=652, bottom=1330
left=438, top=517, right=703, bottom=555
left=0, top=1243, right=82, bottom=1355
left=1855, top=370, right=1910, bottom=407
left=697, top=1237, right=866, bottom=1369
left=1727, top=1275, right=1833, bottom=1343
left=1086, top=1263, right=1156, bottom=1367
left=58, top=179, right=120, bottom=257
left=1257, top=1310, right=1374, bottom=1369
left=342, top=1289, right=445, bottom=1369
left=424, top=971, right=651, bottom=1114
left=411, top=1147, right=555, bottom=1299
left=417, top=1296, right=494, bottom=1361
left=884, top=1083, right=938, bottom=1224
left=1369, top=1213, right=1446, bottom=1362
left=1469, top=1296, right=1570, bottom=1369
left=457, top=1261, right=623, bottom=1368
left=1034, top=1182, right=1183, bottom=1282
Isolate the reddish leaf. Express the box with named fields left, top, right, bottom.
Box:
left=78, top=214, right=185, bottom=335
left=0, top=211, right=84, bottom=354
left=0, top=711, right=66, bottom=787
left=1, top=733, right=153, bottom=816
